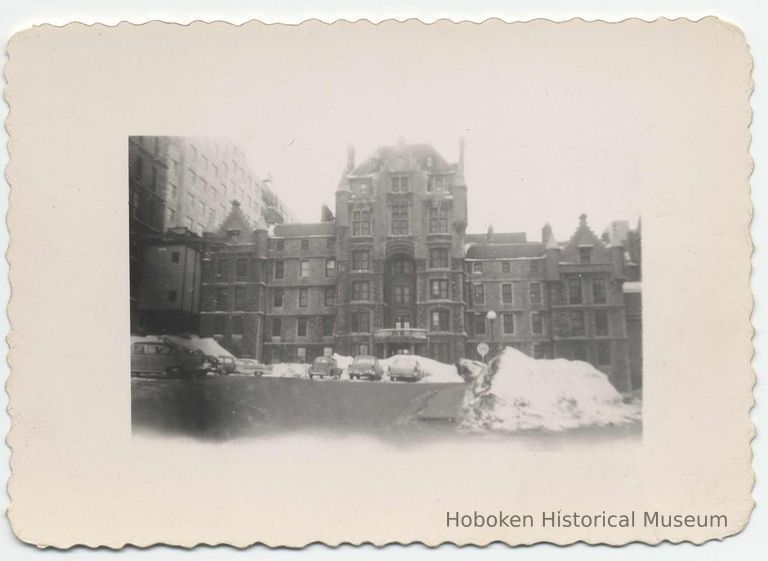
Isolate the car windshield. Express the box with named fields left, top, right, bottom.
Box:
left=353, top=356, right=375, bottom=365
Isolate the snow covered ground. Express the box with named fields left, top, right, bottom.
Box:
left=462, top=347, right=641, bottom=432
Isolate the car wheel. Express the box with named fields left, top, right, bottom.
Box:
left=309, top=374, right=314, bottom=379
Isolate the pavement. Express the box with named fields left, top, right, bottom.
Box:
left=132, top=376, right=464, bottom=440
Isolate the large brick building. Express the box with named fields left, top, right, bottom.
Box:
left=129, top=136, right=293, bottom=334
left=132, top=139, right=642, bottom=391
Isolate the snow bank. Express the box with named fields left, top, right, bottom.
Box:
left=462, top=347, right=640, bottom=432
left=130, top=334, right=234, bottom=358
left=332, top=353, right=354, bottom=370
left=265, top=363, right=308, bottom=378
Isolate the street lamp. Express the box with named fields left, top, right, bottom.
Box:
left=486, top=310, right=497, bottom=359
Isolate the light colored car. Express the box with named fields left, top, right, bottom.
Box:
left=308, top=356, right=342, bottom=379
left=387, top=355, right=424, bottom=382
left=234, top=358, right=271, bottom=376
left=217, top=355, right=237, bottom=375
left=348, top=355, right=384, bottom=381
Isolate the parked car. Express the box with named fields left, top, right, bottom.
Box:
left=130, top=340, right=206, bottom=378
left=202, top=355, right=225, bottom=376
left=308, top=356, right=342, bottom=379
left=217, top=355, right=237, bottom=375
left=348, top=355, right=384, bottom=381
left=234, top=358, right=271, bottom=377
left=387, top=355, right=424, bottom=382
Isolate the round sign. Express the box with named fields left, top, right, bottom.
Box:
left=476, top=342, right=490, bottom=357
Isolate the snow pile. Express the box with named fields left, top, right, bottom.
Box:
left=456, top=358, right=486, bottom=381
left=332, top=353, right=354, bottom=370
left=130, top=334, right=234, bottom=358
left=462, top=347, right=640, bottom=432
left=266, top=363, right=308, bottom=378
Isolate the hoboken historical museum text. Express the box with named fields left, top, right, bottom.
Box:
left=446, top=511, right=729, bottom=529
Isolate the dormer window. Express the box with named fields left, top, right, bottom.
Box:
left=579, top=246, right=593, bottom=263
left=391, top=176, right=409, bottom=193
left=358, top=181, right=371, bottom=197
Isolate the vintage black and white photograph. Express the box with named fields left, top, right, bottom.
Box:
left=129, top=133, right=642, bottom=440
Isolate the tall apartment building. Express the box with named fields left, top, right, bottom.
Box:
left=129, top=136, right=293, bottom=333
left=187, top=141, right=642, bottom=390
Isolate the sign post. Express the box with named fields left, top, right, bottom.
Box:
left=477, top=342, right=490, bottom=362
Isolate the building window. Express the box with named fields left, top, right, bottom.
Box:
left=473, top=284, right=485, bottom=305
left=357, top=181, right=371, bottom=197
left=503, top=313, right=515, bottom=334
left=300, top=260, right=310, bottom=278
left=297, top=318, right=308, bottom=337
left=352, top=343, right=369, bottom=356
left=273, top=261, right=285, bottom=280
left=324, top=287, right=335, bottom=307
left=431, top=309, right=450, bottom=331
left=530, top=282, right=542, bottom=305
left=390, top=258, right=413, bottom=275
left=299, top=288, right=308, bottom=307
left=593, top=279, right=607, bottom=303
left=428, top=248, right=449, bottom=269
left=352, top=209, right=371, bottom=236
left=474, top=314, right=486, bottom=335
left=326, top=238, right=336, bottom=249
left=236, top=258, right=248, bottom=280
left=393, top=284, right=412, bottom=304
left=472, top=262, right=483, bottom=274
left=391, top=176, right=409, bottom=192
left=276, top=239, right=284, bottom=251
left=234, top=287, right=247, bottom=310
left=167, top=290, right=177, bottom=302
left=568, top=277, right=583, bottom=304
left=213, top=315, right=226, bottom=336
left=572, top=342, right=588, bottom=361
left=325, top=258, right=336, bottom=277
left=273, top=289, right=283, bottom=308
left=216, top=259, right=230, bottom=281
left=215, top=288, right=229, bottom=311
left=352, top=250, right=370, bottom=271
left=351, top=281, right=370, bottom=301
left=595, top=310, right=609, bottom=336
left=531, top=312, right=544, bottom=334
left=597, top=341, right=612, bottom=365
left=301, top=238, right=310, bottom=251
left=271, top=317, right=281, bottom=337
left=501, top=283, right=513, bottom=304
left=579, top=247, right=593, bottom=263
left=502, top=261, right=511, bottom=273
left=534, top=343, right=550, bottom=359
left=390, top=203, right=410, bottom=235
left=171, top=251, right=180, bottom=263
left=570, top=310, right=585, bottom=336
left=350, top=311, right=370, bottom=333
left=231, top=315, right=244, bottom=335
left=530, top=260, right=541, bottom=274
left=427, top=176, right=444, bottom=192
left=394, top=314, right=410, bottom=329
left=430, top=279, right=449, bottom=300
left=428, top=207, right=448, bottom=233
left=322, top=316, right=334, bottom=336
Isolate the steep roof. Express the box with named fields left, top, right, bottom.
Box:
left=217, top=200, right=260, bottom=235
left=272, top=222, right=336, bottom=238
left=465, top=242, right=546, bottom=259
left=350, top=143, right=454, bottom=176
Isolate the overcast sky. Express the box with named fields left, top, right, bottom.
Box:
left=206, top=23, right=649, bottom=242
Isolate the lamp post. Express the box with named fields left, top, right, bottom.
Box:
left=486, top=310, right=497, bottom=360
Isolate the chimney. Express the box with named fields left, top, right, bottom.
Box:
left=486, top=223, right=494, bottom=242
left=542, top=222, right=552, bottom=243
left=346, top=145, right=356, bottom=172
left=459, top=136, right=466, bottom=174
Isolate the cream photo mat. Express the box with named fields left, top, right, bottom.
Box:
left=5, top=18, right=753, bottom=547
